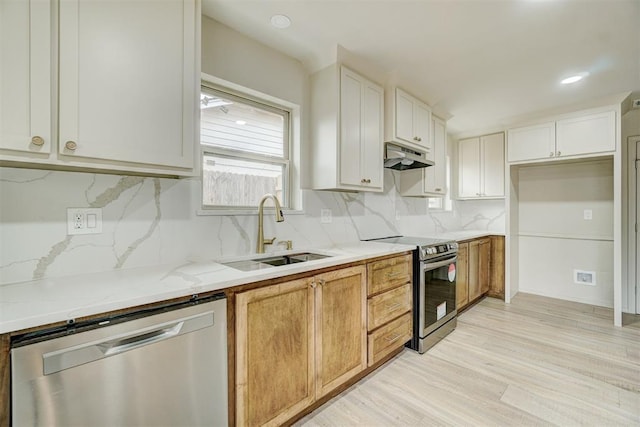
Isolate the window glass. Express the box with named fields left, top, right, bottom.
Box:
left=200, top=86, right=290, bottom=208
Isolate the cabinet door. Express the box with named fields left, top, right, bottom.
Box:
left=395, top=89, right=415, bottom=143
left=456, top=243, right=469, bottom=310
left=340, top=68, right=364, bottom=187
left=467, top=240, right=482, bottom=301
left=58, top=0, right=195, bottom=169
left=479, top=238, right=491, bottom=294
left=315, top=266, right=367, bottom=398
left=424, top=117, right=447, bottom=195
left=415, top=102, right=432, bottom=156
left=488, top=236, right=505, bottom=299
left=556, top=111, right=616, bottom=157
left=457, top=137, right=481, bottom=198
left=361, top=82, right=384, bottom=190
left=507, top=122, right=555, bottom=162
left=481, top=133, right=505, bottom=198
left=236, top=278, right=315, bottom=427
left=0, top=0, right=51, bottom=154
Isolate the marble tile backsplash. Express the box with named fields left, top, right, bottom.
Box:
left=0, top=167, right=505, bottom=285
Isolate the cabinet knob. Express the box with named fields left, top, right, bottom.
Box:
left=361, top=178, right=371, bottom=184
left=417, top=137, right=422, bottom=142
left=31, top=136, right=45, bottom=146
left=65, top=141, right=77, bottom=151
left=556, top=151, right=561, bottom=156
left=550, top=151, right=554, bottom=157
left=413, top=136, right=419, bottom=141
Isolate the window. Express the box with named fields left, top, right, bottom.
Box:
left=200, top=84, right=290, bottom=209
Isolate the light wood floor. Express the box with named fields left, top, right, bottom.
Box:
left=296, top=293, right=640, bottom=426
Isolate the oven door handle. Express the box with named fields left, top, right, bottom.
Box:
left=422, top=256, right=457, bottom=271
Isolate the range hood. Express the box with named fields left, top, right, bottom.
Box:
left=384, top=143, right=434, bottom=170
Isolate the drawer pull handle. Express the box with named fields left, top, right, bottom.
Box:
left=385, top=302, right=402, bottom=311
left=386, top=271, right=405, bottom=280
left=385, top=333, right=402, bottom=343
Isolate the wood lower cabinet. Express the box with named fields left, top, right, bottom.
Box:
left=366, top=254, right=413, bottom=366
left=456, top=236, right=504, bottom=311
left=489, top=236, right=505, bottom=299
left=456, top=243, right=469, bottom=310
left=315, top=267, right=367, bottom=398
left=235, top=266, right=367, bottom=426
left=235, top=277, right=315, bottom=427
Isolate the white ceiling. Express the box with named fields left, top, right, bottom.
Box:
left=202, top=0, right=640, bottom=135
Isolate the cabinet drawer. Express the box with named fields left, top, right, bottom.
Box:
left=367, top=283, right=412, bottom=331
left=367, top=254, right=412, bottom=296
left=367, top=312, right=412, bottom=366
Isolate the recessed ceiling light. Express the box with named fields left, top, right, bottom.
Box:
left=235, top=120, right=247, bottom=125
left=561, top=72, right=589, bottom=85
left=270, top=14, right=291, bottom=29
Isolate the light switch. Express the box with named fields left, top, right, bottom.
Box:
left=583, top=209, right=593, bottom=220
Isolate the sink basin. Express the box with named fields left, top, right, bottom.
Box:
left=220, top=252, right=331, bottom=271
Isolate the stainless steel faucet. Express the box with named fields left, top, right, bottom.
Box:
left=256, top=194, right=284, bottom=253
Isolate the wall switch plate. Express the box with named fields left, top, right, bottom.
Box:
left=583, top=209, right=593, bottom=220
left=574, top=269, right=596, bottom=286
left=320, top=209, right=332, bottom=224
left=67, top=208, right=103, bottom=235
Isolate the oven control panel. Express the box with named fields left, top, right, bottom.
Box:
left=421, top=242, right=458, bottom=259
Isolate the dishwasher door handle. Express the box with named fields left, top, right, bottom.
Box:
left=97, top=321, right=184, bottom=357
left=43, top=310, right=215, bottom=375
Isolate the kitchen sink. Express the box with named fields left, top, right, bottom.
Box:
left=220, top=252, right=331, bottom=271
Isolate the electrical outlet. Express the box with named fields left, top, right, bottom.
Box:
left=320, top=209, right=332, bottom=224
left=583, top=209, right=592, bottom=220
left=633, top=99, right=640, bottom=109
left=67, top=208, right=103, bottom=235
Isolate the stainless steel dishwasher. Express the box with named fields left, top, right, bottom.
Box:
left=11, top=294, right=228, bottom=426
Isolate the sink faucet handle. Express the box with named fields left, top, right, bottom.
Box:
left=277, top=240, right=293, bottom=250
left=263, top=237, right=276, bottom=246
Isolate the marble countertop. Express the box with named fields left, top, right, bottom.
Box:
left=0, top=241, right=415, bottom=334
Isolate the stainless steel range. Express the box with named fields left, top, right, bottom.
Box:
left=368, top=236, right=458, bottom=353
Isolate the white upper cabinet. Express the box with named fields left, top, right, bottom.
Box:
left=386, top=88, right=432, bottom=156
left=507, top=110, right=615, bottom=163
left=0, top=0, right=51, bottom=156
left=400, top=116, right=447, bottom=197
left=0, top=0, right=198, bottom=176
left=309, top=65, right=383, bottom=192
left=556, top=111, right=616, bottom=157
left=507, top=122, right=555, bottom=162
left=457, top=132, right=504, bottom=199
left=58, top=0, right=196, bottom=170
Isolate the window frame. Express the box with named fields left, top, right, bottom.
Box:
left=199, top=82, right=293, bottom=211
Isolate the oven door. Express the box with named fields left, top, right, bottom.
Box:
left=419, top=254, right=457, bottom=338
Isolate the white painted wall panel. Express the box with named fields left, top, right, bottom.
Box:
left=518, top=160, right=613, bottom=239
left=519, top=236, right=614, bottom=308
